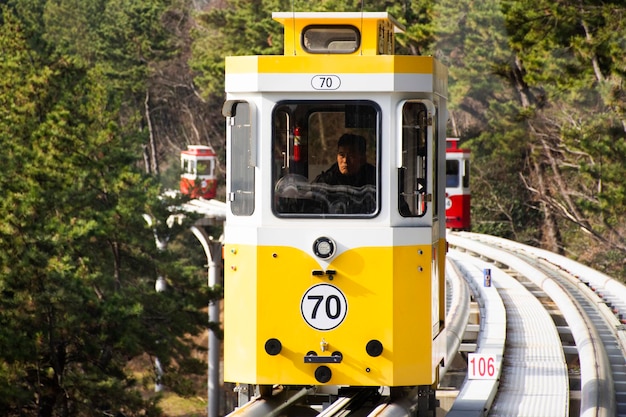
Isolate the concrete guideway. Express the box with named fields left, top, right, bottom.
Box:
left=449, top=248, right=569, bottom=416
left=449, top=232, right=622, bottom=417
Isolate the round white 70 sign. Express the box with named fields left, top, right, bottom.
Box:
left=301, top=284, right=348, bottom=331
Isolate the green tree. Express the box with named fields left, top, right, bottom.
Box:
left=191, top=0, right=285, bottom=98
left=432, top=0, right=543, bottom=241
left=497, top=0, right=626, bottom=270
left=0, top=5, right=210, bottom=416
left=429, top=0, right=626, bottom=276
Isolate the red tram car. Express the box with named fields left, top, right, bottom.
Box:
left=445, top=138, right=471, bottom=230
left=180, top=145, right=218, bottom=199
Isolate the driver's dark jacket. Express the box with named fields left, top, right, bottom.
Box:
left=313, top=163, right=376, bottom=187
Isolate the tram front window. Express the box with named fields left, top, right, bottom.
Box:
left=197, top=160, right=214, bottom=177
left=272, top=101, right=379, bottom=217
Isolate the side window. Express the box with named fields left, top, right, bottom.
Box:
left=227, top=102, right=254, bottom=216
left=399, top=101, right=430, bottom=217
left=446, top=160, right=459, bottom=187
left=272, top=101, right=379, bottom=217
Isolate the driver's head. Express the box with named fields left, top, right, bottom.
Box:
left=336, top=134, right=367, bottom=176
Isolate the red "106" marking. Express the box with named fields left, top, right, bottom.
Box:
left=468, top=353, right=497, bottom=380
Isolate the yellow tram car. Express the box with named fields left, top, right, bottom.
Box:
left=222, top=10, right=448, bottom=408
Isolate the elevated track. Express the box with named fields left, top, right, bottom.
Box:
left=447, top=232, right=626, bottom=417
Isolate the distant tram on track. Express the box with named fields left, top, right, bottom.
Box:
left=180, top=145, right=218, bottom=199
left=445, top=138, right=471, bottom=231
left=222, top=11, right=448, bottom=415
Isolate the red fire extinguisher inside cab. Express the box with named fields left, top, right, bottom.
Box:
left=293, top=126, right=301, bottom=162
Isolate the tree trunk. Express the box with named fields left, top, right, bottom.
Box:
left=531, top=159, right=562, bottom=253
left=145, top=90, right=159, bottom=175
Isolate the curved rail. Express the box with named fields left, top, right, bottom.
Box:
left=449, top=232, right=618, bottom=416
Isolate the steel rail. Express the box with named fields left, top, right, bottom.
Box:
left=225, top=386, right=315, bottom=417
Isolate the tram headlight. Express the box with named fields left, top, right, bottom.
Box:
left=313, top=237, right=336, bottom=259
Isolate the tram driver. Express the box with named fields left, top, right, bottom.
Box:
left=311, top=134, right=376, bottom=214
left=313, top=134, right=375, bottom=187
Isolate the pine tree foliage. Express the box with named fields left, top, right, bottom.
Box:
left=495, top=1, right=626, bottom=269
left=0, top=3, right=212, bottom=416
left=425, top=0, right=626, bottom=273
left=432, top=0, right=543, bottom=242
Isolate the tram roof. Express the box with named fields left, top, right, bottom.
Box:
left=446, top=138, right=470, bottom=154
left=272, top=11, right=405, bottom=56
left=181, top=145, right=216, bottom=157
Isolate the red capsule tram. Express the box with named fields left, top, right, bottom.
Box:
left=180, top=145, right=218, bottom=199
left=445, top=138, right=470, bottom=230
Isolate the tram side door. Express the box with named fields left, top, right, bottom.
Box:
left=398, top=100, right=438, bottom=221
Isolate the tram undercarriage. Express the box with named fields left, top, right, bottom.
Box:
left=229, top=384, right=439, bottom=417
